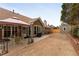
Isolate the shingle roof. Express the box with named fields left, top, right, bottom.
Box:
left=0, top=7, right=44, bottom=26
left=0, top=7, right=32, bottom=23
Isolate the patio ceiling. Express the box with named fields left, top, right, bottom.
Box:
left=0, top=18, right=30, bottom=26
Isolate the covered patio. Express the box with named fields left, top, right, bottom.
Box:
left=0, top=17, right=33, bottom=55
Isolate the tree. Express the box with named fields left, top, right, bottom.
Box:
left=61, top=3, right=79, bottom=25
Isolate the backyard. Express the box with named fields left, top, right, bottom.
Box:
left=4, top=32, right=77, bottom=56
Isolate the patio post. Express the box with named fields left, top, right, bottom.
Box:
left=28, top=24, right=34, bottom=44
left=30, top=24, right=34, bottom=43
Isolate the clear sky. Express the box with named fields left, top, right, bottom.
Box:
left=0, top=3, right=62, bottom=26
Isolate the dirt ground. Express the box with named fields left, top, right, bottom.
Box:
left=4, top=32, right=77, bottom=56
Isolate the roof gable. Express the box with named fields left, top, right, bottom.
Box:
left=32, top=17, right=44, bottom=27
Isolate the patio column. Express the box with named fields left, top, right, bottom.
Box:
left=10, top=26, right=12, bottom=37
left=30, top=25, right=34, bottom=42
left=30, top=25, right=33, bottom=37
left=2, top=25, right=4, bottom=39
left=17, top=26, right=19, bottom=37
left=0, top=25, right=10, bottom=55
left=28, top=25, right=34, bottom=44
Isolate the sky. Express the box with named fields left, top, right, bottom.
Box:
left=0, top=3, right=62, bottom=26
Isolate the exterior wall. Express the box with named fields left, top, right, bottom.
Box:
left=33, top=20, right=43, bottom=26
left=32, top=20, right=44, bottom=36
left=44, top=27, right=51, bottom=34
left=60, top=24, right=71, bottom=33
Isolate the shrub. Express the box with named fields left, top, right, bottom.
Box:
left=73, top=27, right=79, bottom=38
left=15, top=37, right=22, bottom=44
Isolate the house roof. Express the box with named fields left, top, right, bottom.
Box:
left=0, top=7, right=32, bottom=23
left=0, top=18, right=29, bottom=25
left=0, top=7, right=44, bottom=26
left=32, top=17, right=45, bottom=27
left=61, top=22, right=69, bottom=26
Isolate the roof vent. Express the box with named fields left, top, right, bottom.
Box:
left=12, top=17, right=18, bottom=19
left=13, top=9, right=15, bottom=13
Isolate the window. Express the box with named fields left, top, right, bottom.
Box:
left=37, top=26, right=39, bottom=33
left=0, top=25, right=2, bottom=39
left=12, top=26, right=21, bottom=37
left=12, top=26, right=15, bottom=37
left=4, top=26, right=11, bottom=37
left=38, top=26, right=42, bottom=33
left=34, top=26, right=37, bottom=34
left=64, top=27, right=66, bottom=31
left=29, top=27, right=31, bottom=36
left=34, top=26, right=42, bottom=34
left=18, top=26, right=21, bottom=36
left=15, top=27, right=17, bottom=36
left=0, top=25, right=2, bottom=30
left=26, top=27, right=30, bottom=36
left=22, top=27, right=26, bottom=33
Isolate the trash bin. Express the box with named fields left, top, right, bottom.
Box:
left=37, top=32, right=42, bottom=37
left=27, top=36, right=34, bottom=44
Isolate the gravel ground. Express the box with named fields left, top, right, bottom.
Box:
left=4, top=32, right=77, bottom=56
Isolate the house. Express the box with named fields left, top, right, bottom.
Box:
left=0, top=17, right=30, bottom=55
left=0, top=7, right=45, bottom=37
left=51, top=27, right=60, bottom=33
left=0, top=17, right=29, bottom=39
left=43, top=20, right=53, bottom=34
left=30, top=17, right=45, bottom=37
left=0, top=7, right=45, bottom=54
